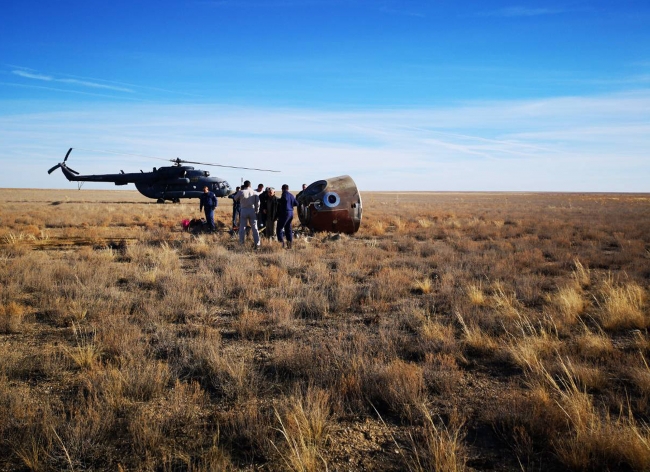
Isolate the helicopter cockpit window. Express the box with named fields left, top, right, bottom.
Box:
left=204, top=171, right=210, bottom=177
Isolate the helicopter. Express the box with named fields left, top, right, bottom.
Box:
left=48, top=148, right=279, bottom=203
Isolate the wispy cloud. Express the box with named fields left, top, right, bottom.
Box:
left=11, top=68, right=134, bottom=93
left=57, top=78, right=134, bottom=93
left=12, top=70, right=53, bottom=81
left=479, top=6, right=567, bottom=17
left=196, top=0, right=341, bottom=7
left=55, top=72, right=202, bottom=97
left=1, top=90, right=649, bottom=191
left=0, top=82, right=143, bottom=101
left=197, top=0, right=422, bottom=15
left=379, top=5, right=424, bottom=18
left=7, top=66, right=204, bottom=97
left=585, top=74, right=650, bottom=85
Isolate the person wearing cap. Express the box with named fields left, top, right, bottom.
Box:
left=276, top=184, right=298, bottom=249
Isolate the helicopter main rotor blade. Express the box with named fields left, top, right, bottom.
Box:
left=172, top=158, right=281, bottom=173
left=61, top=147, right=282, bottom=172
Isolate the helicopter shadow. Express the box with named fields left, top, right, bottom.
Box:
left=47, top=201, right=175, bottom=205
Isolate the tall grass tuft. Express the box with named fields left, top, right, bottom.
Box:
left=412, top=278, right=432, bottom=295
left=368, top=359, right=425, bottom=421
left=466, top=283, right=486, bottom=306
left=272, top=387, right=332, bottom=472
left=598, top=279, right=647, bottom=330
left=0, top=301, right=26, bottom=334
left=571, top=259, right=591, bottom=289
left=551, top=285, right=585, bottom=325
left=407, top=407, right=466, bottom=472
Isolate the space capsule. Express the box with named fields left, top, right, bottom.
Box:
left=296, top=175, right=362, bottom=234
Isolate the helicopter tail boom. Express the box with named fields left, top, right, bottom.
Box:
left=49, top=148, right=156, bottom=184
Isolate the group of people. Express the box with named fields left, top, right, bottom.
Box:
left=200, top=180, right=304, bottom=249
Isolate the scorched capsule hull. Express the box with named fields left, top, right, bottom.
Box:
left=296, top=175, right=362, bottom=234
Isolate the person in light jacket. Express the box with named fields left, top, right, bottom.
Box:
left=234, top=180, right=260, bottom=248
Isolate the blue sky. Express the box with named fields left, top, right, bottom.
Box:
left=1, top=0, right=649, bottom=191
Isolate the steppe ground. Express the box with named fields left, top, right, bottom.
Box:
left=1, top=188, right=650, bottom=471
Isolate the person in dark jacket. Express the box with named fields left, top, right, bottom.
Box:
left=199, top=185, right=218, bottom=232
left=263, top=187, right=279, bottom=239
left=258, top=186, right=269, bottom=231
left=228, top=186, right=241, bottom=229
left=276, top=184, right=298, bottom=248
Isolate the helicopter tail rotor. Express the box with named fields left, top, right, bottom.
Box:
left=48, top=148, right=79, bottom=175
left=47, top=163, right=62, bottom=174
left=47, top=163, right=80, bottom=175
left=47, top=164, right=79, bottom=175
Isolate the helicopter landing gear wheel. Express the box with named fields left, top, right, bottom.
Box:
left=156, top=198, right=165, bottom=204
left=172, top=198, right=180, bottom=204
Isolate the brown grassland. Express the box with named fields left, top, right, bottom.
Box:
left=1, top=188, right=650, bottom=471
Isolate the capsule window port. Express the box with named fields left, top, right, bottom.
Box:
left=323, top=192, right=341, bottom=208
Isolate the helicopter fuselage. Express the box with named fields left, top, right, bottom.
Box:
left=133, top=167, right=232, bottom=200
left=56, top=162, right=232, bottom=202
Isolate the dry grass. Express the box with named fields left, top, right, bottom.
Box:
left=407, top=407, right=466, bottom=472
left=1, top=189, right=650, bottom=471
left=273, top=387, right=332, bottom=472
left=573, top=325, right=614, bottom=360
left=412, top=278, right=433, bottom=295
left=491, top=280, right=521, bottom=319
left=466, top=282, right=487, bottom=306
left=545, top=359, right=650, bottom=469
left=456, top=312, right=499, bottom=356
left=572, top=259, right=591, bottom=289
left=0, top=302, right=26, bottom=334
left=369, top=359, right=425, bottom=421
left=597, top=278, right=648, bottom=330
left=550, top=285, right=586, bottom=325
